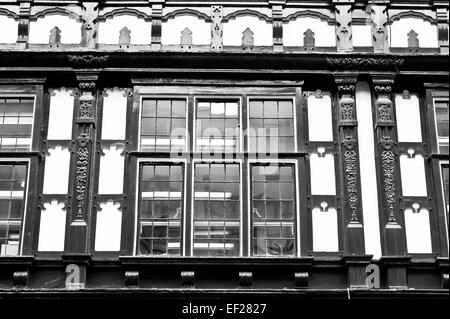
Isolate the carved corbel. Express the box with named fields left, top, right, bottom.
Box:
left=333, top=0, right=355, bottom=52
left=211, top=6, right=223, bottom=51
left=369, top=0, right=390, bottom=53
left=80, top=2, right=99, bottom=49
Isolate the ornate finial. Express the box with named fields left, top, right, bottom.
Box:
left=407, top=29, right=419, bottom=48
left=119, top=26, right=131, bottom=46
left=180, top=27, right=193, bottom=47
left=303, top=28, right=315, bottom=49
left=242, top=27, right=254, bottom=50
left=49, top=26, right=61, bottom=45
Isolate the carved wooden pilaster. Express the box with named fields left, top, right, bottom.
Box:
left=333, top=0, right=354, bottom=52
left=372, top=75, right=406, bottom=256
left=65, top=73, right=98, bottom=253
left=80, top=1, right=99, bottom=49
left=211, top=6, right=223, bottom=51
left=435, top=1, right=449, bottom=54
left=151, top=2, right=164, bottom=49
left=17, top=0, right=33, bottom=46
left=270, top=1, right=284, bottom=52
left=369, top=0, right=390, bottom=53
left=335, top=75, right=365, bottom=254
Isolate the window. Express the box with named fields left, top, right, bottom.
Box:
left=0, top=97, right=34, bottom=151
left=195, top=100, right=240, bottom=153
left=138, top=162, right=184, bottom=255
left=0, top=163, right=28, bottom=255
left=251, top=163, right=296, bottom=256
left=193, top=162, right=240, bottom=256
left=140, top=98, right=187, bottom=152
left=249, top=99, right=295, bottom=153
left=434, top=99, right=449, bottom=153
left=442, top=164, right=449, bottom=231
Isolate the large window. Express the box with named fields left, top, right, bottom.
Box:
left=249, top=99, right=295, bottom=153
left=0, top=163, right=28, bottom=255
left=195, top=100, right=240, bottom=153
left=138, top=162, right=184, bottom=255
left=251, top=163, right=297, bottom=256
left=193, top=162, right=241, bottom=256
left=434, top=99, right=449, bottom=154
left=0, top=97, right=34, bottom=151
left=140, top=98, right=186, bottom=152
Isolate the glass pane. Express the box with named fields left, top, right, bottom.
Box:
left=138, top=163, right=184, bottom=256
left=251, top=163, right=296, bottom=256
left=193, top=162, right=240, bottom=256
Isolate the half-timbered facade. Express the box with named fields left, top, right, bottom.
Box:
left=0, top=0, right=448, bottom=311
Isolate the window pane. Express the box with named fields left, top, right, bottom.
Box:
left=193, top=162, right=240, bottom=256
left=435, top=100, right=449, bottom=154
left=195, top=100, right=240, bottom=153
left=0, top=163, right=27, bottom=256
left=249, top=100, right=295, bottom=154
left=0, top=98, right=34, bottom=151
left=140, top=99, right=187, bottom=151
left=251, top=163, right=296, bottom=256
left=138, top=163, right=184, bottom=256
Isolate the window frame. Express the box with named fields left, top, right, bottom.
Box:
left=193, top=95, right=243, bottom=155
left=134, top=158, right=188, bottom=256
left=432, top=97, right=449, bottom=154
left=246, top=96, right=298, bottom=154
left=439, top=160, right=449, bottom=247
left=0, top=94, right=37, bottom=152
left=247, top=158, right=301, bottom=257
left=0, top=158, right=31, bottom=256
left=138, top=95, right=189, bottom=153
left=190, top=158, right=244, bottom=257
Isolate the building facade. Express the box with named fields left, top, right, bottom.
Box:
left=0, top=0, right=448, bottom=311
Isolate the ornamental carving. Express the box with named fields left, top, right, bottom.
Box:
left=75, top=144, right=89, bottom=219
left=377, top=104, right=392, bottom=121
left=341, top=104, right=354, bottom=121
left=344, top=150, right=359, bottom=222
left=78, top=82, right=96, bottom=90
left=79, top=100, right=94, bottom=119
left=327, top=58, right=405, bottom=69
left=68, top=55, right=109, bottom=66
left=381, top=150, right=397, bottom=222
left=211, top=6, right=223, bottom=50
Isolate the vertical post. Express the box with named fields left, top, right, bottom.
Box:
left=151, top=2, right=164, bottom=50
left=80, top=1, right=99, bottom=49
left=333, top=0, right=354, bottom=52
left=369, top=0, right=390, bottom=53
left=211, top=6, right=223, bottom=51
left=270, top=1, right=284, bottom=52
left=435, top=2, right=449, bottom=54
left=17, top=0, right=33, bottom=48
left=65, top=73, right=98, bottom=254
left=334, top=75, right=365, bottom=255
left=372, top=74, right=409, bottom=288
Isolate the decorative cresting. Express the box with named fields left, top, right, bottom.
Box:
left=242, top=28, right=254, bottom=50
left=303, top=29, right=315, bottom=50
left=333, top=0, right=354, bottom=52
left=119, top=27, right=131, bottom=46
left=407, top=29, right=419, bottom=48
left=180, top=27, right=193, bottom=49
left=370, top=1, right=390, bottom=53
left=335, top=76, right=365, bottom=254
left=372, top=76, right=406, bottom=256
left=211, top=6, right=223, bottom=51
left=49, top=26, right=61, bottom=46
